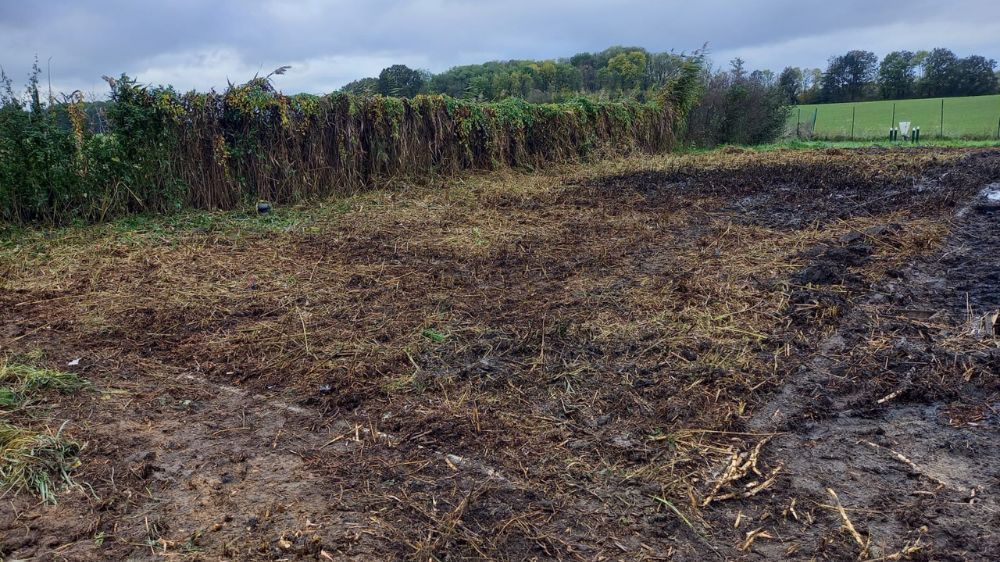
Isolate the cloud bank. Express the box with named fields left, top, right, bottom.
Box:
left=2, top=0, right=998, bottom=96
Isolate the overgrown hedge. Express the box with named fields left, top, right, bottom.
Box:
left=0, top=58, right=701, bottom=224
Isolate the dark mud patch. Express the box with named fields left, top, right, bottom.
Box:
left=793, top=232, right=875, bottom=286
left=0, top=362, right=381, bottom=560
left=581, top=148, right=1000, bottom=228
left=723, top=178, right=1000, bottom=560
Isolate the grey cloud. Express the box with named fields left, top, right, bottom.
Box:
left=2, top=0, right=999, bottom=95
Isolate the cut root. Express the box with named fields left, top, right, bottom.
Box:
left=702, top=436, right=781, bottom=507
left=825, top=487, right=870, bottom=558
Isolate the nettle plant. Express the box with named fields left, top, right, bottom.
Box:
left=0, top=61, right=86, bottom=222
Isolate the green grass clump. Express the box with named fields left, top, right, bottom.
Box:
left=421, top=328, right=450, bottom=343
left=0, top=362, right=89, bottom=407
left=0, top=388, right=23, bottom=408
left=0, top=422, right=81, bottom=503
left=0, top=361, right=87, bottom=502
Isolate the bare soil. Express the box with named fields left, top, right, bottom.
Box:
left=1, top=147, right=999, bottom=560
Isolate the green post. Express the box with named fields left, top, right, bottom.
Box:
left=797, top=107, right=801, bottom=139
left=851, top=105, right=856, bottom=140
left=813, top=108, right=818, bottom=137
left=890, top=103, right=895, bottom=130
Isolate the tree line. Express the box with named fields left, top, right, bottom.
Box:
left=340, top=47, right=792, bottom=146
left=341, top=48, right=792, bottom=146
left=341, top=46, right=687, bottom=102
left=344, top=46, right=999, bottom=108
left=779, top=48, right=1000, bottom=105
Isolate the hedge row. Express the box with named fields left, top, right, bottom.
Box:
left=0, top=59, right=701, bottom=224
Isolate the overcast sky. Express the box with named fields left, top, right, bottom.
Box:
left=2, top=0, right=999, bottom=97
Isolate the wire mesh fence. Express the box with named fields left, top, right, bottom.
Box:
left=785, top=95, right=1000, bottom=140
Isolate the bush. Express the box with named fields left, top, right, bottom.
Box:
left=685, top=61, right=789, bottom=146
left=0, top=63, right=88, bottom=222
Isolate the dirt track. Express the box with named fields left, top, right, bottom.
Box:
left=2, top=147, right=999, bottom=560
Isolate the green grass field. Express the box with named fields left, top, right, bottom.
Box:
left=787, top=94, right=1000, bottom=139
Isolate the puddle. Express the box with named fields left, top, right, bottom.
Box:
left=980, top=183, right=1000, bottom=202
left=956, top=183, right=1000, bottom=217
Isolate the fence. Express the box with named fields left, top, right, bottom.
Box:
left=786, top=94, right=1000, bottom=140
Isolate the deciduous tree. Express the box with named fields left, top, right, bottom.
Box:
left=878, top=51, right=916, bottom=99
left=955, top=55, right=998, bottom=96
left=778, top=66, right=802, bottom=104
left=377, top=65, right=425, bottom=98
left=918, top=48, right=959, bottom=97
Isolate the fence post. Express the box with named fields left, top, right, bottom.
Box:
left=851, top=105, right=856, bottom=140
left=797, top=107, right=801, bottom=139
left=890, top=103, right=895, bottom=130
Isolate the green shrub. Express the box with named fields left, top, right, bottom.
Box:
left=0, top=62, right=88, bottom=222
left=685, top=60, right=789, bottom=146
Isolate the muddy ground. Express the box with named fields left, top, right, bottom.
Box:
left=1, top=147, right=999, bottom=560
